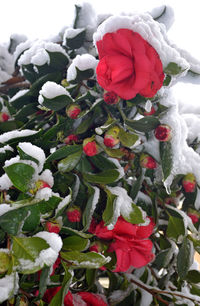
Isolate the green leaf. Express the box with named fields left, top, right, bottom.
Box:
left=122, top=203, right=145, bottom=224
left=103, top=189, right=117, bottom=226
left=49, top=264, right=73, bottom=306
left=125, top=116, right=160, bottom=133
left=164, top=62, right=185, bottom=75
left=71, top=67, right=94, bottom=84
left=188, top=235, right=200, bottom=254
left=0, top=208, right=29, bottom=235
left=83, top=169, right=120, bottom=184
left=177, top=237, right=194, bottom=279
left=4, top=163, right=35, bottom=192
left=160, top=141, right=173, bottom=180
left=47, top=51, right=69, bottom=71
left=38, top=267, right=51, bottom=299
left=46, top=144, right=82, bottom=163
left=104, top=147, right=124, bottom=158
left=15, top=103, right=38, bottom=121
left=167, top=215, right=186, bottom=240
left=130, top=172, right=143, bottom=201
left=186, top=270, right=200, bottom=284
left=118, top=128, right=139, bottom=148
left=12, top=236, right=49, bottom=273
left=60, top=251, right=110, bottom=269
left=61, top=226, right=93, bottom=238
left=153, top=248, right=173, bottom=270
left=58, top=149, right=82, bottom=173
left=75, top=115, right=94, bottom=134
left=88, top=154, right=118, bottom=171
left=42, top=94, right=72, bottom=111
left=65, top=29, right=86, bottom=49
left=62, top=236, right=89, bottom=251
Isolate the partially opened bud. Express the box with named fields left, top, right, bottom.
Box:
left=83, top=138, right=98, bottom=156
left=104, top=126, right=120, bottom=148
left=154, top=124, right=172, bottom=142
left=66, top=104, right=81, bottom=119
left=45, top=221, right=61, bottom=234
left=188, top=212, right=199, bottom=224
left=64, top=134, right=78, bottom=144
left=0, top=251, right=11, bottom=274
left=36, top=180, right=51, bottom=190
left=66, top=206, right=81, bottom=223
left=182, top=173, right=196, bottom=193
left=140, top=153, right=157, bottom=169
left=103, top=91, right=120, bottom=105
left=0, top=112, right=9, bottom=122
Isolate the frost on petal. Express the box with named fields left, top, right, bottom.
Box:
left=38, top=81, right=70, bottom=105
left=67, top=54, right=98, bottom=82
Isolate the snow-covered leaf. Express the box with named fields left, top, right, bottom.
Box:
left=160, top=141, right=173, bottom=181
left=83, top=169, right=120, bottom=184
left=4, top=163, right=35, bottom=192
left=46, top=144, right=82, bottom=163
left=58, top=149, right=82, bottom=173
left=125, top=116, right=160, bottom=133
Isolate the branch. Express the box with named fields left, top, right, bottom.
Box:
left=0, top=81, right=30, bottom=94
left=128, top=275, right=200, bottom=305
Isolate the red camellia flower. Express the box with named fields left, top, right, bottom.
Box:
left=77, top=292, right=108, bottom=306
left=89, top=216, right=154, bottom=272
left=66, top=206, right=81, bottom=223
left=103, top=135, right=119, bottom=148
left=154, top=124, right=172, bottom=142
left=96, top=29, right=164, bottom=100
left=140, top=153, right=157, bottom=169
left=83, top=141, right=98, bottom=156
left=103, top=91, right=120, bottom=105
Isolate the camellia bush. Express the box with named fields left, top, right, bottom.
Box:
left=0, top=2, right=200, bottom=305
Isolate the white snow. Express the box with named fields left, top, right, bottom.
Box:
left=0, top=203, right=15, bottom=216
left=158, top=89, right=200, bottom=192
left=9, top=89, right=29, bottom=102
left=107, top=158, right=125, bottom=180
left=194, top=188, right=200, bottom=210
left=106, top=186, right=136, bottom=229
left=35, top=231, right=63, bottom=253
left=181, top=114, right=200, bottom=143
left=0, top=129, right=37, bottom=143
left=17, top=40, right=68, bottom=68
left=0, top=145, right=13, bottom=154
left=0, top=44, right=14, bottom=81
left=72, top=174, right=80, bottom=201
left=55, top=194, right=71, bottom=217
left=18, top=142, right=46, bottom=173
left=93, top=14, right=189, bottom=74
left=144, top=100, right=152, bottom=112
left=86, top=186, right=100, bottom=230
left=0, top=174, right=13, bottom=190
left=35, top=187, right=54, bottom=201
left=67, top=54, right=98, bottom=82
left=149, top=5, right=174, bottom=31
left=38, top=81, right=69, bottom=104
left=38, top=169, right=54, bottom=187
left=63, top=27, right=85, bottom=40
left=14, top=39, right=33, bottom=63
left=0, top=273, right=19, bottom=304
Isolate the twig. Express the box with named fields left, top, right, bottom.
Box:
left=0, top=82, right=30, bottom=94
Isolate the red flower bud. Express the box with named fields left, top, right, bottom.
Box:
left=140, top=153, right=157, bottom=169
left=83, top=139, right=98, bottom=156
left=103, top=91, right=120, bottom=105
left=0, top=112, right=9, bottom=122
left=104, top=126, right=120, bottom=148
left=104, top=135, right=120, bottom=148
left=188, top=213, right=199, bottom=224
left=143, top=106, right=156, bottom=116
left=64, top=134, right=78, bottom=144
left=36, top=180, right=51, bottom=189
left=182, top=173, right=196, bottom=193
left=154, top=124, right=172, bottom=142
left=66, top=206, right=81, bottom=223
left=66, top=104, right=81, bottom=119
left=45, top=221, right=61, bottom=234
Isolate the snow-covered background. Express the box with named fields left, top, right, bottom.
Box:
left=1, top=0, right=200, bottom=112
